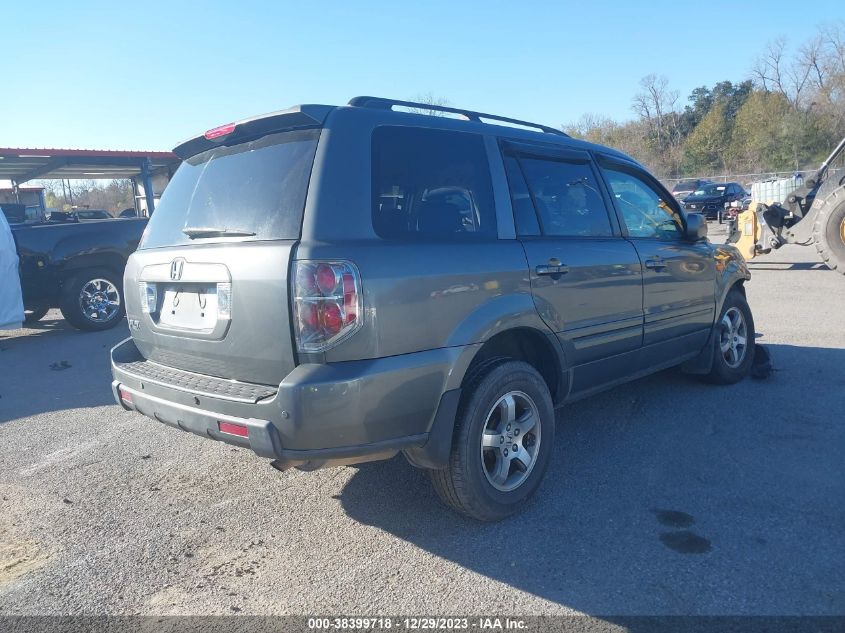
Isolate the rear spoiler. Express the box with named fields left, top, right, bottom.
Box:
left=173, top=104, right=334, bottom=160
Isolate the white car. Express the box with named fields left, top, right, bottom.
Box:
left=0, top=209, right=24, bottom=329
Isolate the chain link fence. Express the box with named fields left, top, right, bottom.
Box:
left=663, top=150, right=845, bottom=191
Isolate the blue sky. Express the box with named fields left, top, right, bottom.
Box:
left=0, top=1, right=841, bottom=151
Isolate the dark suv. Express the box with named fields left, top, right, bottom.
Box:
left=671, top=178, right=711, bottom=200
left=111, top=97, right=754, bottom=521
left=683, top=182, right=747, bottom=222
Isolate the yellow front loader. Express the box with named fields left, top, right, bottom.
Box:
left=727, top=136, right=845, bottom=274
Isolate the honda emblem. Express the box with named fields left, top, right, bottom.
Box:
left=170, top=258, right=186, bottom=281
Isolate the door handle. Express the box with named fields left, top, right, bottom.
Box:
left=536, top=264, right=570, bottom=276
left=644, top=258, right=667, bottom=270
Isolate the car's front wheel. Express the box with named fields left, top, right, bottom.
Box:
left=704, top=289, right=755, bottom=384
left=430, top=360, right=555, bottom=521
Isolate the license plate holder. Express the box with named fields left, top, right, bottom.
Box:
left=157, top=284, right=218, bottom=330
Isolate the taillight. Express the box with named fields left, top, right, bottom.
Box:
left=216, top=283, right=232, bottom=319
left=139, top=281, right=157, bottom=313
left=293, top=260, right=362, bottom=352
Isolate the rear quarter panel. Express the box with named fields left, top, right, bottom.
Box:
left=296, top=239, right=548, bottom=363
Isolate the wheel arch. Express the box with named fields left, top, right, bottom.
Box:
left=461, top=327, right=566, bottom=406
left=59, top=253, right=126, bottom=283
left=405, top=324, right=567, bottom=470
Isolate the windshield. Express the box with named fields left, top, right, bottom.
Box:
left=140, top=128, right=320, bottom=249
left=690, top=184, right=726, bottom=197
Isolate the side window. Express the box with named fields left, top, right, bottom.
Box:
left=517, top=157, right=613, bottom=237
left=372, top=126, right=496, bottom=240
left=503, top=155, right=540, bottom=236
left=601, top=166, right=683, bottom=239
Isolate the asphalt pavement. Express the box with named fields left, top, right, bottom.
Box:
left=1, top=226, right=843, bottom=617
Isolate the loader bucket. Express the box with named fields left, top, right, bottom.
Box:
left=731, top=203, right=761, bottom=260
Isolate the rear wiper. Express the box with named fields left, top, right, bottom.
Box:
left=182, top=227, right=256, bottom=239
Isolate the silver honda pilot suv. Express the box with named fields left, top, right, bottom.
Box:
left=111, top=96, right=754, bottom=521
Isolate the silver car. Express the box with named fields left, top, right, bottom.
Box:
left=111, top=97, right=754, bottom=521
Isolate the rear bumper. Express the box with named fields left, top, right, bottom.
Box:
left=110, top=338, right=469, bottom=469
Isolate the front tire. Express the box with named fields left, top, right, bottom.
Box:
left=813, top=188, right=845, bottom=274
left=59, top=268, right=125, bottom=331
left=430, top=360, right=555, bottom=521
left=704, top=289, right=755, bottom=384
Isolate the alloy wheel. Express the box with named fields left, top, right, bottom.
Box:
left=719, top=306, right=748, bottom=368
left=480, top=391, right=541, bottom=492
left=78, top=279, right=121, bottom=323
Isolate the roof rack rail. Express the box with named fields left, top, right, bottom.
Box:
left=348, top=96, right=568, bottom=137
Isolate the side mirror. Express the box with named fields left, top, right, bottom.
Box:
left=684, top=212, right=707, bottom=241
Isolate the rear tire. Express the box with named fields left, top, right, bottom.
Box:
left=429, top=360, right=555, bottom=521
left=704, top=289, right=755, bottom=385
left=59, top=268, right=125, bottom=331
left=813, top=188, right=845, bottom=274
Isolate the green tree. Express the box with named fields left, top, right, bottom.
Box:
left=730, top=91, right=793, bottom=171
left=683, top=102, right=733, bottom=173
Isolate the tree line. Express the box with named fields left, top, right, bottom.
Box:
left=564, top=23, right=845, bottom=180
left=42, top=179, right=135, bottom=214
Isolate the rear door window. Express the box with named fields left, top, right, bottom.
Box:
left=516, top=157, right=613, bottom=237
left=140, top=129, right=320, bottom=249
left=372, top=126, right=496, bottom=240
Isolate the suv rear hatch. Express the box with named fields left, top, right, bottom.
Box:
left=126, top=111, right=327, bottom=386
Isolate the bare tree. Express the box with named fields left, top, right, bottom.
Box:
left=799, top=35, right=829, bottom=92
left=753, top=37, right=789, bottom=95
left=632, top=74, right=681, bottom=148
left=407, top=92, right=451, bottom=117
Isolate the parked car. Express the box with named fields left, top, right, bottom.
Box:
left=671, top=178, right=711, bottom=200
left=7, top=213, right=147, bottom=329
left=683, top=182, right=746, bottom=222
left=118, top=208, right=139, bottom=218
left=110, top=97, right=754, bottom=521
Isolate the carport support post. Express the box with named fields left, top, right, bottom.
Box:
left=140, top=157, right=155, bottom=216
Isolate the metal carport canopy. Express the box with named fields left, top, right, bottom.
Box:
left=0, top=147, right=180, bottom=212
left=0, top=147, right=178, bottom=182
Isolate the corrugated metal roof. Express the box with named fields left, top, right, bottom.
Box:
left=0, top=147, right=179, bottom=183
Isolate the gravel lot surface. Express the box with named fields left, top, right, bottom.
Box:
left=1, top=226, right=843, bottom=616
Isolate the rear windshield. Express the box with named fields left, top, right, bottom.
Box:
left=140, top=129, right=320, bottom=249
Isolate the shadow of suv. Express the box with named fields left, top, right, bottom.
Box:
left=111, top=97, right=754, bottom=521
